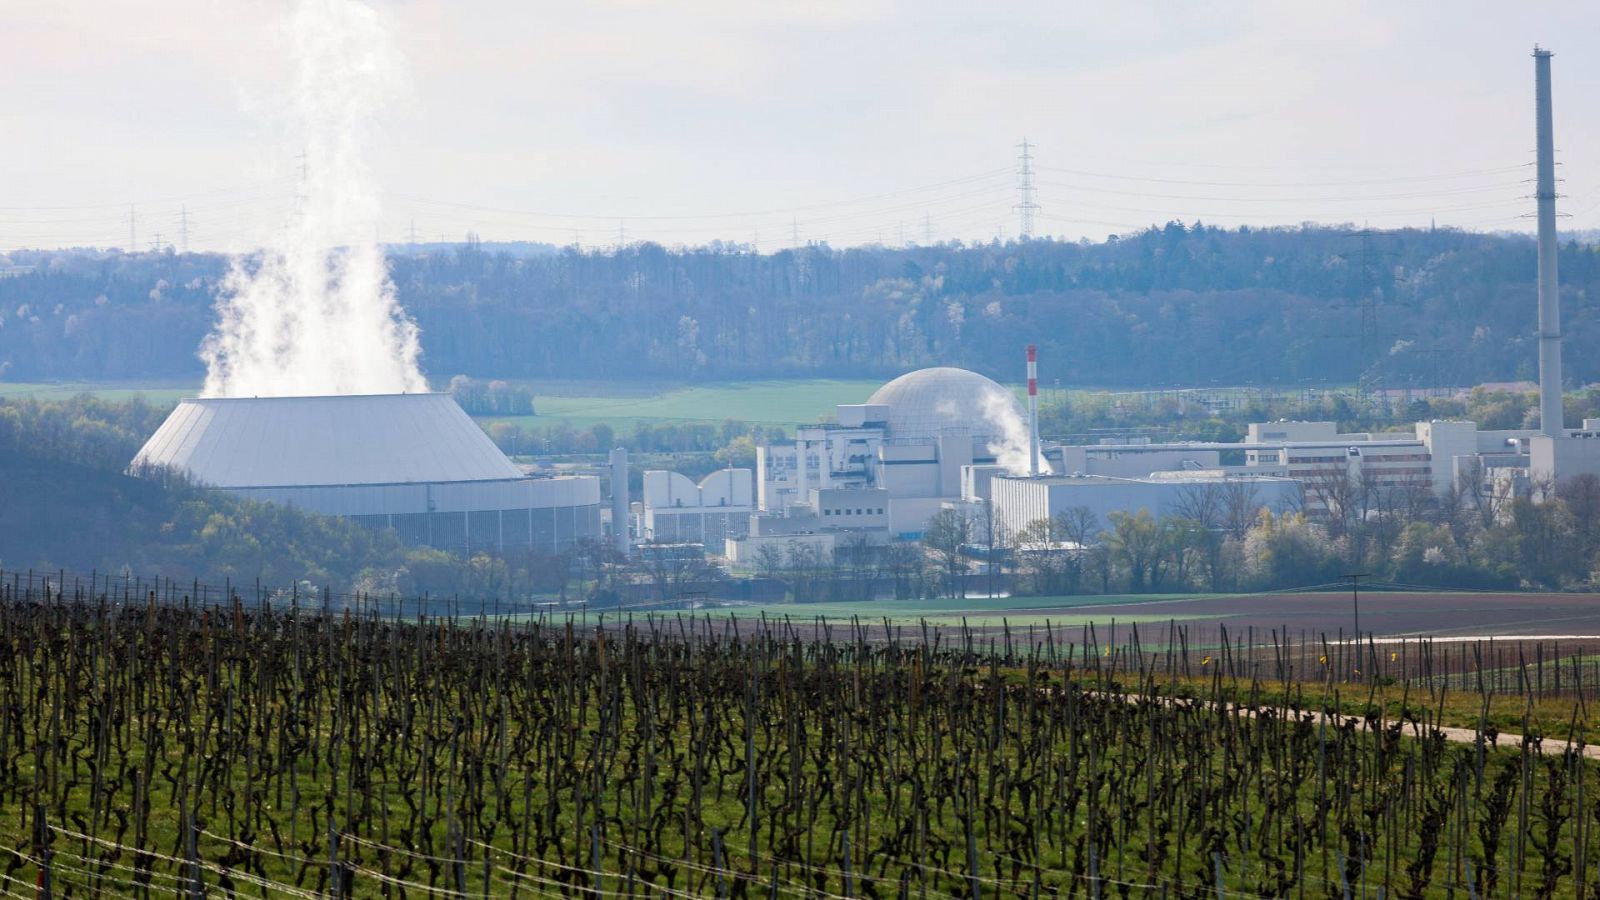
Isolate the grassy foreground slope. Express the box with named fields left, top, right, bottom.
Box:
left=2, top=591, right=1595, bottom=899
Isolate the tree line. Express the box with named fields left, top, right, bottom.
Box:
left=992, top=472, right=1600, bottom=597
left=4, top=223, right=1599, bottom=387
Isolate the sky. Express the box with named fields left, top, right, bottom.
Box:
left=4, top=0, right=1600, bottom=253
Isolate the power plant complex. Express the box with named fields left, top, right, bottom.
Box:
left=132, top=48, right=1597, bottom=572
left=637, top=49, right=1600, bottom=565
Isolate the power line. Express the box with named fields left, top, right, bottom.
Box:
left=1035, top=162, right=1532, bottom=189
left=1032, top=178, right=1533, bottom=204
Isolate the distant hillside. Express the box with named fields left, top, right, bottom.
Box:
left=0, top=396, right=535, bottom=596
left=2, top=224, right=1597, bottom=388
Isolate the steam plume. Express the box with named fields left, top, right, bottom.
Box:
left=200, top=0, right=425, bottom=398
left=981, top=389, right=1050, bottom=476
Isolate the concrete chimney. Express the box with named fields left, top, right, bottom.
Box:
left=1534, top=47, right=1564, bottom=437
left=1027, top=344, right=1040, bottom=476
left=608, top=446, right=630, bottom=555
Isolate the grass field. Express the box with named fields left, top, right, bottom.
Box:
left=714, top=592, right=1205, bottom=626
left=709, top=589, right=1600, bottom=638
left=480, top=378, right=887, bottom=431
left=0, top=377, right=894, bottom=432
left=0, top=380, right=196, bottom=405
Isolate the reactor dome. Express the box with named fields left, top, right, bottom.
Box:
left=866, top=367, right=1024, bottom=443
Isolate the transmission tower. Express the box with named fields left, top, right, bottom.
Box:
left=1357, top=229, right=1378, bottom=397
left=128, top=206, right=137, bottom=253
left=1341, top=228, right=1401, bottom=406
left=179, top=206, right=189, bottom=253
left=1013, top=138, right=1040, bottom=238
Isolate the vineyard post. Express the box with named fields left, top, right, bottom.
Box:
left=186, top=809, right=204, bottom=900
left=32, top=802, right=50, bottom=900
left=1343, top=573, right=1367, bottom=680
left=1089, top=842, right=1099, bottom=900
left=592, top=821, right=605, bottom=898
left=326, top=814, right=341, bottom=900
left=1572, top=747, right=1587, bottom=900
left=714, top=827, right=730, bottom=899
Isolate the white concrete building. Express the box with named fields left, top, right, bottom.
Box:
left=639, top=468, right=755, bottom=553
left=1530, top=420, right=1600, bottom=487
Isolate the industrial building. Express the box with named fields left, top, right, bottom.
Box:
left=132, top=393, right=602, bottom=553
left=756, top=366, right=1030, bottom=537
left=637, top=468, right=755, bottom=553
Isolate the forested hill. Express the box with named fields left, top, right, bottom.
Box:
left=3, top=224, right=1598, bottom=387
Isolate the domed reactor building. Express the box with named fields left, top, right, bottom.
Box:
left=751, top=366, right=1026, bottom=542
left=133, top=393, right=602, bottom=554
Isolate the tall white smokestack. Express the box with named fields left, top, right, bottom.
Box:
left=1534, top=46, right=1564, bottom=437
left=1027, top=344, right=1040, bottom=476
left=609, top=446, right=630, bottom=556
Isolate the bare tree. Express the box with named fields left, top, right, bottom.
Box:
left=752, top=543, right=785, bottom=579
left=1172, top=483, right=1226, bottom=530
left=1054, top=506, right=1100, bottom=549
left=1220, top=480, right=1263, bottom=540
left=882, top=541, right=924, bottom=601
left=1301, top=465, right=1373, bottom=540
left=1559, top=473, right=1600, bottom=561
left=785, top=542, right=826, bottom=603
left=840, top=532, right=880, bottom=601
left=1016, top=518, right=1068, bottom=596
left=1390, top=469, right=1435, bottom=523
left=922, top=508, right=973, bottom=599
left=970, top=497, right=1012, bottom=599
left=1046, top=506, right=1101, bottom=595
left=638, top=541, right=720, bottom=604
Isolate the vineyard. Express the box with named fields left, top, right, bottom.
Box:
left=3, top=579, right=1600, bottom=898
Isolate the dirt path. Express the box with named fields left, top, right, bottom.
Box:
left=1116, top=692, right=1599, bottom=760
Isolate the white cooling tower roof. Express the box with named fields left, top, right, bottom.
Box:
left=132, top=393, right=524, bottom=488
left=866, top=367, right=1024, bottom=443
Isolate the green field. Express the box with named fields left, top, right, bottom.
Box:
left=0, top=380, right=197, bottom=405
left=713, top=592, right=1207, bottom=625
left=478, top=378, right=888, bottom=431
left=0, top=377, right=893, bottom=432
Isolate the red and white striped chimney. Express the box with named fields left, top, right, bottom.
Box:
left=1027, top=344, right=1040, bottom=476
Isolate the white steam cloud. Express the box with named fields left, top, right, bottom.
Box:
left=200, top=0, right=426, bottom=398
left=980, top=388, right=1049, bottom=476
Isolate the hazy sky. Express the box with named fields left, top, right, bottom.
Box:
left=5, top=1, right=1599, bottom=252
